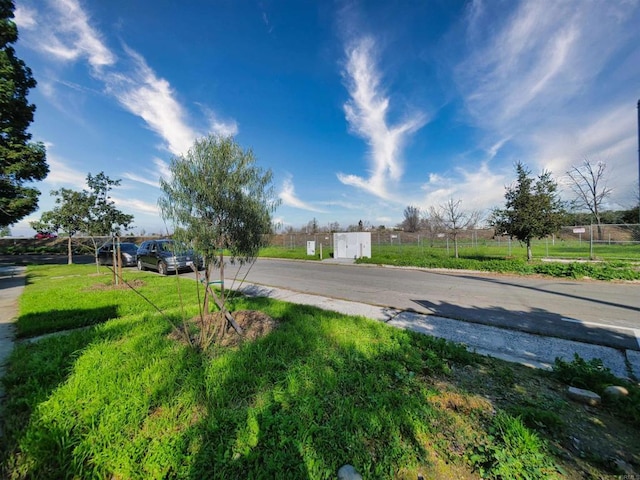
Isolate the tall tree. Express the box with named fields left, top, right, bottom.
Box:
left=566, top=159, right=612, bottom=240
left=30, top=172, right=133, bottom=264
left=491, top=162, right=565, bottom=261
left=430, top=199, right=481, bottom=258
left=0, top=0, right=48, bottom=226
left=402, top=205, right=420, bottom=232
left=159, top=135, right=279, bottom=349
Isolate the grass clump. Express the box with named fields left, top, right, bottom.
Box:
left=553, top=354, right=640, bottom=427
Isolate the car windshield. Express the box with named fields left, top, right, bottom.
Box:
left=158, top=242, right=174, bottom=252
left=119, top=243, right=138, bottom=253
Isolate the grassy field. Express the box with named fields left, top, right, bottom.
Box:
left=1, top=265, right=639, bottom=478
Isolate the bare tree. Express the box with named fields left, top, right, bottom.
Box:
left=402, top=205, right=421, bottom=232
left=431, top=199, right=481, bottom=258
left=327, top=221, right=341, bottom=233
left=566, top=159, right=612, bottom=240
left=307, top=217, right=319, bottom=234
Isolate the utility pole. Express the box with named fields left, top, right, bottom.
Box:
left=637, top=99, right=640, bottom=223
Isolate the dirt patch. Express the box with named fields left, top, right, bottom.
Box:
left=218, top=310, right=278, bottom=347
left=170, top=310, right=278, bottom=348
left=443, top=359, right=640, bottom=478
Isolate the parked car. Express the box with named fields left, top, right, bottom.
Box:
left=136, top=239, right=202, bottom=275
left=97, top=242, right=138, bottom=267
left=35, top=232, right=57, bottom=239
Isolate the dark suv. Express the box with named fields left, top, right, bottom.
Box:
left=136, top=239, right=202, bottom=275
left=97, top=241, right=138, bottom=267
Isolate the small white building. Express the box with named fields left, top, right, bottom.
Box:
left=333, top=232, right=371, bottom=259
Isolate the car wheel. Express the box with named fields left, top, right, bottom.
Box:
left=158, top=261, right=168, bottom=275
left=137, top=259, right=145, bottom=271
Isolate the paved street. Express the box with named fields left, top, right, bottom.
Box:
left=214, top=258, right=640, bottom=351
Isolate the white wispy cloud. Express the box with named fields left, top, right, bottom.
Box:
left=17, top=0, right=235, bottom=158
left=113, top=197, right=159, bottom=216
left=279, top=176, right=326, bottom=213
left=42, top=155, right=87, bottom=188
left=124, top=158, right=173, bottom=188
left=17, top=0, right=116, bottom=69
left=104, top=46, right=197, bottom=156
left=14, top=5, right=37, bottom=28
left=419, top=162, right=507, bottom=215
left=197, top=104, right=239, bottom=138
left=454, top=0, right=639, bottom=206
left=338, top=36, right=427, bottom=200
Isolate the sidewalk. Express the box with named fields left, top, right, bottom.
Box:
left=0, top=265, right=25, bottom=400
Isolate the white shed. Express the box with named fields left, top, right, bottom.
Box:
left=333, top=232, right=371, bottom=259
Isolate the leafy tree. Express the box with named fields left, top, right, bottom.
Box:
left=430, top=199, right=481, bottom=258
left=491, top=162, right=565, bottom=261
left=401, top=205, right=420, bottom=232
left=566, top=159, right=611, bottom=240
left=30, top=172, right=133, bottom=264
left=0, top=0, right=48, bottom=227
left=159, top=135, right=279, bottom=349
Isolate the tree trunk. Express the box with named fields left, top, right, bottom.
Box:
left=67, top=237, right=73, bottom=264
left=453, top=234, right=459, bottom=259
left=203, top=262, right=212, bottom=313
left=526, top=239, right=532, bottom=262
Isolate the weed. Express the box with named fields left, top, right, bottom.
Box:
left=553, top=354, right=640, bottom=427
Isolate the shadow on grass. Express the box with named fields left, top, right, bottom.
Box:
left=0, top=318, right=141, bottom=470
left=182, top=301, right=475, bottom=479
left=15, top=305, right=119, bottom=339
left=1, top=299, right=478, bottom=479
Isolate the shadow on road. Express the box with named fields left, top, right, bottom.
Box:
left=411, top=298, right=639, bottom=351
left=429, top=270, right=640, bottom=314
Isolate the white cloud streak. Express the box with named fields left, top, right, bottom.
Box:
left=279, top=176, right=326, bottom=213
left=338, top=36, right=427, bottom=200
left=42, top=155, right=86, bottom=188
left=448, top=0, right=640, bottom=208
left=19, top=0, right=116, bottom=69
left=419, top=162, right=507, bottom=214
left=104, top=46, right=197, bottom=155
left=123, top=158, right=172, bottom=189
left=17, top=0, right=235, bottom=157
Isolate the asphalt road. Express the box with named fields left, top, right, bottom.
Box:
left=217, top=258, right=640, bottom=351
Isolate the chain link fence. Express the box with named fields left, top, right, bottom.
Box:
left=2, top=225, right=639, bottom=261
left=269, top=224, right=640, bottom=261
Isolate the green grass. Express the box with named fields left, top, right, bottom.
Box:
left=1, top=265, right=638, bottom=478
left=352, top=245, right=640, bottom=281
left=16, top=264, right=202, bottom=338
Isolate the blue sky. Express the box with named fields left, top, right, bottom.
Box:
left=10, top=0, right=640, bottom=236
